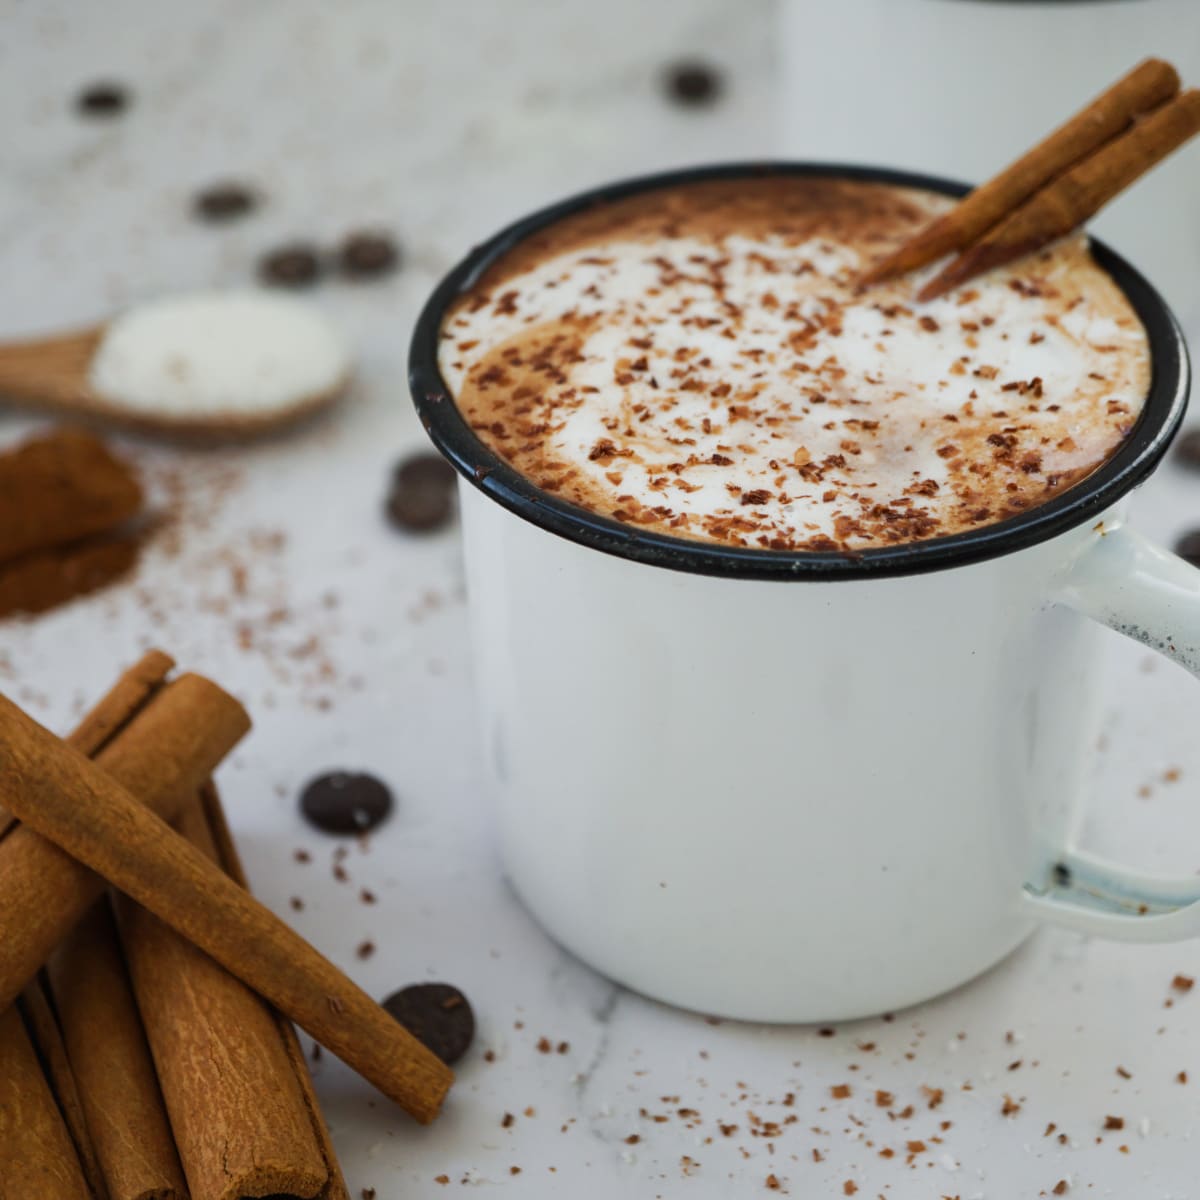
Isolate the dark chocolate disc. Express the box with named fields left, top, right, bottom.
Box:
left=382, top=983, right=475, bottom=1065
left=194, top=183, right=259, bottom=223
left=299, top=771, right=393, bottom=835
left=338, top=232, right=401, bottom=280
left=385, top=452, right=457, bottom=533
left=258, top=243, right=323, bottom=288
left=77, top=82, right=130, bottom=116
left=662, top=61, right=723, bottom=107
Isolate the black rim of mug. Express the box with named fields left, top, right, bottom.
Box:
left=408, top=161, right=1190, bottom=580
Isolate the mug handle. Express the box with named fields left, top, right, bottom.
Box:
left=1022, top=521, right=1200, bottom=940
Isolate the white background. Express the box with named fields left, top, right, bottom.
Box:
left=1, top=2, right=1198, bottom=1196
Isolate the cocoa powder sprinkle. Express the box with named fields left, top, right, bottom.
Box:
left=444, top=179, right=1146, bottom=555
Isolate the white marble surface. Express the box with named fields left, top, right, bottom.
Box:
left=2, top=2, right=1199, bottom=1196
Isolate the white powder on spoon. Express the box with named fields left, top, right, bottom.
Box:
left=90, top=291, right=350, bottom=424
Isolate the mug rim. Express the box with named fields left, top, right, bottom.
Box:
left=409, top=160, right=1191, bottom=581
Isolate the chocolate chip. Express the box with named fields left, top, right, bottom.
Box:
left=338, top=232, right=400, bottom=280
left=385, top=452, right=457, bottom=533
left=194, top=183, right=259, bottom=223
left=1175, top=429, right=1200, bottom=468
left=258, top=243, right=323, bottom=288
left=76, top=82, right=130, bottom=116
left=299, top=771, right=393, bottom=835
left=382, top=983, right=475, bottom=1065
left=663, top=60, right=723, bottom=107
left=1175, top=530, right=1200, bottom=567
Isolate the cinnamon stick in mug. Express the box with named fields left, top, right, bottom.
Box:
left=115, top=790, right=347, bottom=1200
left=0, top=695, right=454, bottom=1124
left=859, top=56, right=1180, bottom=285
left=0, top=668, right=250, bottom=1011
left=919, top=87, right=1200, bottom=300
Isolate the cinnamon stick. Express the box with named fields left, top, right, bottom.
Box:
left=198, top=784, right=350, bottom=1200
left=48, top=903, right=186, bottom=1200
left=0, top=651, right=170, bottom=843
left=0, top=1003, right=91, bottom=1200
left=920, top=87, right=1200, bottom=301
left=0, top=671, right=250, bottom=1011
left=0, top=650, right=172, bottom=1004
left=66, top=650, right=175, bottom=757
left=116, top=794, right=343, bottom=1200
left=860, top=57, right=1180, bottom=286
left=0, top=652, right=177, bottom=1195
left=18, top=978, right=109, bottom=1200
left=0, top=695, right=454, bottom=1124
left=43, top=649, right=184, bottom=1200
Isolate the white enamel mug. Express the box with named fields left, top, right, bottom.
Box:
left=411, top=164, right=1199, bottom=1023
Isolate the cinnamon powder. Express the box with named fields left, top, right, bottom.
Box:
left=0, top=427, right=144, bottom=618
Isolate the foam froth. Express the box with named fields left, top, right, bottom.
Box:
left=439, top=177, right=1150, bottom=552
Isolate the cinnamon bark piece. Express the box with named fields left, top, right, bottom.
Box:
left=116, top=798, right=336, bottom=1200
left=0, top=1003, right=91, bottom=1200
left=17, top=979, right=109, bottom=1199
left=0, top=671, right=250, bottom=1011
left=48, top=903, right=186, bottom=1200
left=43, top=648, right=185, bottom=1200
left=66, top=650, right=174, bottom=757
left=199, top=784, right=350, bottom=1199
left=0, top=692, right=454, bottom=1123
left=0, top=650, right=170, bottom=912
left=1, top=646, right=171, bottom=835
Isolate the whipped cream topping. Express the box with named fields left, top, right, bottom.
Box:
left=439, top=178, right=1150, bottom=551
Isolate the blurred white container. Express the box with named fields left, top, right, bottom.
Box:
left=779, top=0, right=1200, bottom=333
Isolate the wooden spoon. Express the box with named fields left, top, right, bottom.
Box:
left=0, top=292, right=352, bottom=440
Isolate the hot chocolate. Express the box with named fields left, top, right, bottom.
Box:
left=438, top=176, right=1150, bottom=552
